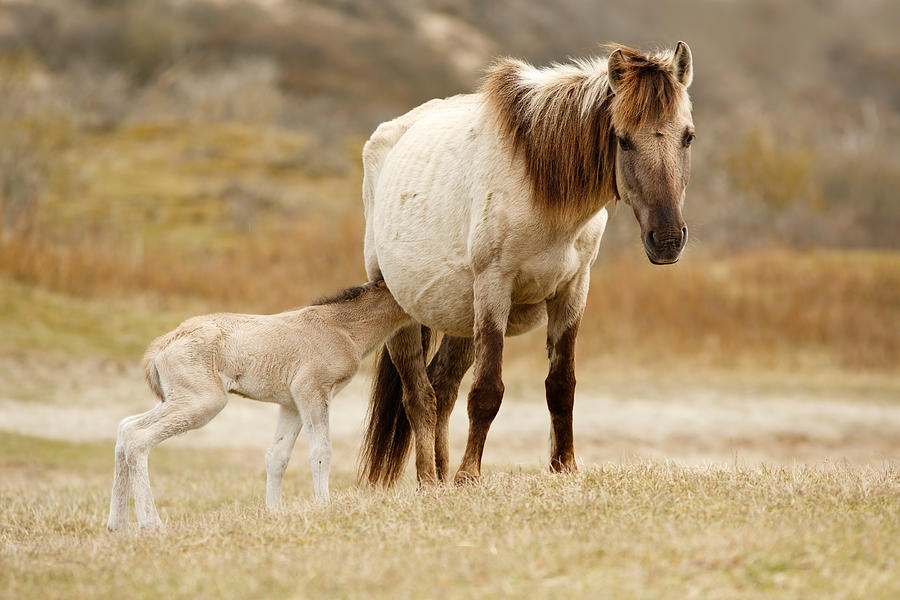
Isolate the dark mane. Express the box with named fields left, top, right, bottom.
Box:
left=481, top=44, right=684, bottom=224
left=312, top=278, right=384, bottom=306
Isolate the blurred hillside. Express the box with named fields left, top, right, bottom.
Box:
left=3, top=0, right=900, bottom=248
left=1, top=0, right=899, bottom=371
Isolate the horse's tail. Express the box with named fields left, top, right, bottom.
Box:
left=141, top=323, right=193, bottom=402
left=142, top=335, right=170, bottom=401
left=359, top=326, right=432, bottom=486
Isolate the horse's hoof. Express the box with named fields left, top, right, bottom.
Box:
left=453, top=470, right=481, bottom=486
left=416, top=471, right=439, bottom=487
left=138, top=519, right=163, bottom=532
left=549, top=457, right=578, bottom=473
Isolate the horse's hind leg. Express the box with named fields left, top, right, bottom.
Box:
left=387, top=324, right=438, bottom=485
left=107, top=412, right=147, bottom=531
left=122, top=386, right=227, bottom=529
left=427, top=335, right=474, bottom=482
left=265, top=404, right=303, bottom=509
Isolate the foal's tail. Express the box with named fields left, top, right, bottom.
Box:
left=142, top=327, right=187, bottom=402
left=142, top=342, right=166, bottom=401
left=358, top=326, right=432, bottom=486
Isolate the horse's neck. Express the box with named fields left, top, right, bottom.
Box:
left=319, top=290, right=410, bottom=358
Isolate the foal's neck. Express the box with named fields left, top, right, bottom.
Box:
left=313, top=283, right=411, bottom=358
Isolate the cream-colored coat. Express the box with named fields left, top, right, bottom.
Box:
left=107, top=282, right=409, bottom=531
left=364, top=94, right=608, bottom=339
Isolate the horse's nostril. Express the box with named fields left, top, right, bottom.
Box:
left=681, top=226, right=688, bottom=246
left=645, top=231, right=658, bottom=250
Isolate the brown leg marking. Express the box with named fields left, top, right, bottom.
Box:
left=427, top=335, right=475, bottom=482
left=387, top=324, right=437, bottom=485
left=454, top=322, right=504, bottom=485
left=546, top=319, right=580, bottom=472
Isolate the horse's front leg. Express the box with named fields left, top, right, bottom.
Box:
left=544, top=271, right=590, bottom=473
left=265, top=404, right=303, bottom=509
left=454, top=272, right=512, bottom=484
left=427, top=335, right=475, bottom=482
left=291, top=377, right=333, bottom=503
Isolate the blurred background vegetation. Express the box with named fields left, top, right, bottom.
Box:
left=1, top=0, right=898, bottom=373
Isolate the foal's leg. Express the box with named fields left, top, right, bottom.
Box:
left=454, top=273, right=511, bottom=484
left=292, top=379, right=332, bottom=503
left=427, top=335, right=474, bottom=482
left=123, top=387, right=228, bottom=529
left=107, top=412, right=149, bottom=531
left=545, top=272, right=590, bottom=472
left=265, top=404, right=303, bottom=509
left=387, top=324, right=438, bottom=485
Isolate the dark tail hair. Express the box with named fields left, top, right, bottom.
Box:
left=359, top=326, right=432, bottom=486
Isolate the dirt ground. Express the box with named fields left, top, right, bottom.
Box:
left=2, top=355, right=897, bottom=473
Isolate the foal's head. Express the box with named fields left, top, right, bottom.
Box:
left=608, top=42, right=694, bottom=265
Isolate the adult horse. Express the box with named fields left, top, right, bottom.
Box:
left=359, top=42, right=695, bottom=485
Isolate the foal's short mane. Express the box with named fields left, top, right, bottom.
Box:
left=312, top=278, right=385, bottom=306
left=481, top=44, right=684, bottom=223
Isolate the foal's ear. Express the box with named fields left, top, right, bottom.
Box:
left=607, top=48, right=627, bottom=93
left=672, top=41, right=693, bottom=88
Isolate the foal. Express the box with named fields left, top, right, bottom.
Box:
left=107, top=279, right=412, bottom=531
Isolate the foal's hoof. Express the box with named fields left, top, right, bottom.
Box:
left=138, top=519, right=163, bottom=532
left=453, top=470, right=481, bottom=486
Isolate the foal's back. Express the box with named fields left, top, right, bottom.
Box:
left=148, top=307, right=348, bottom=405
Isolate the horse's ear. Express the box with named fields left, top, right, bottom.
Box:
left=672, top=41, right=693, bottom=88
left=607, top=48, right=627, bottom=93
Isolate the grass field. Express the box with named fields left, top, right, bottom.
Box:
left=1, top=432, right=898, bottom=600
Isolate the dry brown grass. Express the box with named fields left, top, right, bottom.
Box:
left=1, top=432, right=898, bottom=600
left=4, top=217, right=897, bottom=372
left=580, top=249, right=900, bottom=370
left=0, top=215, right=367, bottom=314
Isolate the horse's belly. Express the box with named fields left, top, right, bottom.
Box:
left=389, top=268, right=475, bottom=336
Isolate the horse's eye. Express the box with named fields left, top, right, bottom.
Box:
left=618, top=136, right=633, bottom=151
left=684, top=132, right=695, bottom=147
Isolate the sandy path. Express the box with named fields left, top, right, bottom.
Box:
left=2, top=363, right=897, bottom=468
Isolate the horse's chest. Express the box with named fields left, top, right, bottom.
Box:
left=511, top=246, right=581, bottom=304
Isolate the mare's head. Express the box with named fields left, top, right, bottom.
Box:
left=608, top=42, right=694, bottom=265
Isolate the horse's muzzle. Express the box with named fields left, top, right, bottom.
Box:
left=643, top=226, right=687, bottom=265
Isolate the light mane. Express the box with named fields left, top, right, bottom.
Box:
left=481, top=44, right=686, bottom=223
